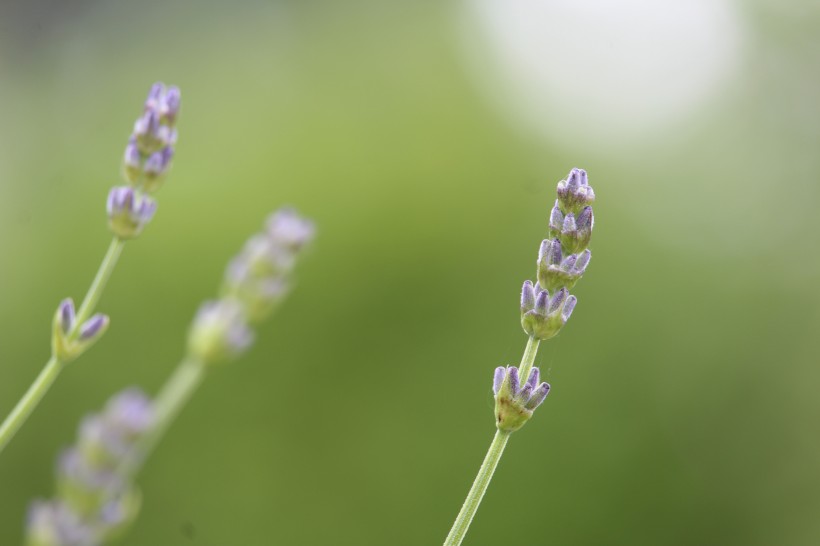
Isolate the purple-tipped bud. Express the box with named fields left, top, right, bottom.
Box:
left=507, top=367, right=520, bottom=397
left=266, top=208, right=316, bottom=250
left=556, top=167, right=595, bottom=213
left=26, top=501, right=96, bottom=546
left=58, top=298, right=75, bottom=334
left=576, top=206, right=594, bottom=231
left=549, top=200, right=564, bottom=232
left=104, top=389, right=154, bottom=437
left=133, top=110, right=160, bottom=140
left=79, top=314, right=109, bottom=341
left=549, top=288, right=569, bottom=313
left=561, top=296, right=577, bottom=321
left=547, top=239, right=562, bottom=265
left=561, top=255, right=578, bottom=271
left=518, top=382, right=533, bottom=404
left=534, top=290, right=549, bottom=315
left=493, top=366, right=506, bottom=395
left=525, top=367, right=540, bottom=390
left=107, top=187, right=157, bottom=239
left=525, top=382, right=551, bottom=410
left=521, top=280, right=535, bottom=312
left=562, top=213, right=577, bottom=233
left=145, top=82, right=164, bottom=111
left=187, top=299, right=254, bottom=365
left=573, top=250, right=591, bottom=273
left=123, top=138, right=142, bottom=183
left=160, top=86, right=181, bottom=123
left=142, top=147, right=174, bottom=192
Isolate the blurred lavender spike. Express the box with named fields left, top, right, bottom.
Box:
left=26, top=389, right=153, bottom=545
left=123, top=82, right=181, bottom=194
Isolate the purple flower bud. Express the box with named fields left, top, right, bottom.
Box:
left=507, top=367, right=520, bottom=397
left=525, top=382, right=551, bottom=410
left=549, top=200, right=563, bottom=232
left=573, top=250, right=591, bottom=274
left=556, top=167, right=595, bottom=213
left=107, top=186, right=157, bottom=239
left=525, top=367, right=540, bottom=390
left=562, top=296, right=577, bottom=321
left=145, top=82, right=165, bottom=111
left=143, top=146, right=173, bottom=180
left=26, top=501, right=95, bottom=546
left=562, top=213, right=577, bottom=233
left=576, top=206, right=593, bottom=231
left=518, top=383, right=533, bottom=404
left=561, top=255, right=578, bottom=271
left=493, top=366, right=506, bottom=395
left=187, top=299, right=254, bottom=365
left=58, top=298, right=75, bottom=334
left=79, top=314, right=109, bottom=341
left=123, top=138, right=142, bottom=182
left=160, top=86, right=181, bottom=123
left=133, top=110, right=160, bottom=140
left=266, top=208, right=316, bottom=249
left=520, top=280, right=535, bottom=312
left=534, top=290, right=549, bottom=316
left=547, top=239, right=562, bottom=265
left=104, top=388, right=154, bottom=437
left=548, top=288, right=568, bottom=313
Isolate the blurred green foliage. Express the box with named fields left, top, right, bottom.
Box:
left=0, top=1, right=819, bottom=544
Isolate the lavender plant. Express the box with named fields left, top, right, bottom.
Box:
left=443, top=168, right=596, bottom=546
left=0, top=83, right=181, bottom=454
left=25, top=209, right=314, bottom=545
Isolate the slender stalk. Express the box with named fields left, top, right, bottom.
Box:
left=443, top=335, right=541, bottom=545
left=0, top=357, right=62, bottom=453
left=443, top=429, right=511, bottom=546
left=70, top=238, right=125, bottom=339
left=121, top=357, right=206, bottom=477
left=0, top=238, right=125, bottom=454
left=517, top=335, right=540, bottom=388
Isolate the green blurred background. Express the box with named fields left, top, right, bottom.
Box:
left=1, top=0, right=819, bottom=544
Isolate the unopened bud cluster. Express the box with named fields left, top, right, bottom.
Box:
left=187, top=208, right=315, bottom=366
left=493, top=366, right=550, bottom=432
left=26, top=389, right=154, bottom=546
left=523, top=168, right=595, bottom=340
left=51, top=299, right=109, bottom=362
left=109, top=82, right=181, bottom=239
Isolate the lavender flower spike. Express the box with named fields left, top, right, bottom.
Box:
left=26, top=389, right=153, bottom=545
left=221, top=207, right=315, bottom=324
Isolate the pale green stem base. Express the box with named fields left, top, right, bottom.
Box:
left=121, top=358, right=206, bottom=477
left=443, top=429, right=511, bottom=546
left=0, top=238, right=125, bottom=455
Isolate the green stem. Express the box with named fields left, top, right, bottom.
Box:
left=70, top=238, right=125, bottom=338
left=0, top=356, right=62, bottom=453
left=121, top=358, right=206, bottom=477
left=443, top=429, right=511, bottom=546
left=0, top=237, right=125, bottom=455
left=517, top=336, right=540, bottom=387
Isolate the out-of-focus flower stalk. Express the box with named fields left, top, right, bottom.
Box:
left=0, top=83, right=181, bottom=456
left=24, top=209, right=314, bottom=545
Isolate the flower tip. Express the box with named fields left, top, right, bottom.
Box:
left=493, top=366, right=506, bottom=395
